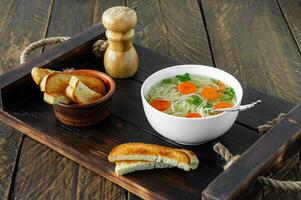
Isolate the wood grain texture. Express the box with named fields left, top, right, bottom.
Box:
left=11, top=136, right=79, bottom=200
left=278, top=0, right=301, bottom=52
left=203, top=104, right=301, bottom=199
left=0, top=0, right=54, bottom=73
left=76, top=166, right=127, bottom=200
left=11, top=0, right=94, bottom=197
left=10, top=1, right=126, bottom=200
left=128, top=193, right=142, bottom=200
left=127, top=0, right=213, bottom=65
left=0, top=0, right=54, bottom=199
left=102, top=7, right=139, bottom=78
left=46, top=0, right=95, bottom=38
left=200, top=0, right=301, bottom=103
left=262, top=152, right=301, bottom=200
left=0, top=123, right=23, bottom=199
left=93, top=0, right=125, bottom=24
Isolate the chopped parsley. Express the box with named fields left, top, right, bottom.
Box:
left=176, top=73, right=191, bottom=82
left=161, top=78, right=172, bottom=84
left=221, top=87, right=235, bottom=102
left=210, top=79, right=220, bottom=84
left=188, top=96, right=202, bottom=106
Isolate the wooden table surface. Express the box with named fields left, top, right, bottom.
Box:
left=0, top=0, right=301, bottom=199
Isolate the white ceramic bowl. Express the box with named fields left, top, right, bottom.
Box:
left=141, top=65, right=243, bottom=145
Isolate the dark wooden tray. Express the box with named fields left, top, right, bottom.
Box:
left=0, top=24, right=300, bottom=200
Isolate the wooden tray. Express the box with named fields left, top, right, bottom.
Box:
left=0, top=24, right=300, bottom=200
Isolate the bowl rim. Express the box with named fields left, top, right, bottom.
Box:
left=141, top=64, right=243, bottom=120
left=56, top=69, right=115, bottom=108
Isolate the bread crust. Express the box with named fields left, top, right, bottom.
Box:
left=109, top=143, right=192, bottom=171
left=40, top=71, right=106, bottom=95
left=66, top=76, right=102, bottom=104
left=31, top=67, right=54, bottom=85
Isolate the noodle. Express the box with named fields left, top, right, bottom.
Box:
left=146, top=73, right=236, bottom=118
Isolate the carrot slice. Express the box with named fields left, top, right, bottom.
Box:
left=178, top=82, right=197, bottom=94
left=201, top=87, right=221, bottom=100
left=150, top=99, right=170, bottom=111
left=214, top=102, right=233, bottom=109
left=185, top=113, right=202, bottom=118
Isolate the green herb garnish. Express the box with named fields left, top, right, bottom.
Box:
left=161, top=78, right=172, bottom=84
left=176, top=73, right=191, bottom=82
left=188, top=96, right=202, bottom=106
left=210, top=79, right=220, bottom=84
left=221, top=87, right=235, bottom=102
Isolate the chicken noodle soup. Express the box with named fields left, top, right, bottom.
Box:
left=146, top=73, right=236, bottom=118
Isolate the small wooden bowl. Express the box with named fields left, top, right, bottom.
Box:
left=53, top=70, right=115, bottom=127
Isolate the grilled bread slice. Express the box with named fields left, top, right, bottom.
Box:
left=113, top=148, right=199, bottom=176
left=31, top=67, right=55, bottom=85
left=108, top=143, right=191, bottom=171
left=43, top=92, right=70, bottom=105
left=115, top=161, right=173, bottom=176
left=66, top=76, right=102, bottom=104
left=40, top=72, right=106, bottom=95
left=178, top=149, right=199, bottom=170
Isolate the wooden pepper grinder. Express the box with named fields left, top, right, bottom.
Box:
left=102, top=6, right=138, bottom=78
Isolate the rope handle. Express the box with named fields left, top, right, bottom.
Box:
left=20, top=37, right=70, bottom=64
left=214, top=142, right=301, bottom=191
left=214, top=113, right=300, bottom=191
left=20, top=36, right=108, bottom=64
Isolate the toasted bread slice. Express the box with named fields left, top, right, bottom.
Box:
left=43, top=92, right=70, bottom=105
left=114, top=149, right=199, bottom=176
left=40, top=72, right=106, bottom=95
left=115, top=160, right=173, bottom=176
left=177, top=149, right=199, bottom=170
left=108, top=143, right=191, bottom=171
left=31, top=67, right=55, bottom=85
left=66, top=76, right=102, bottom=104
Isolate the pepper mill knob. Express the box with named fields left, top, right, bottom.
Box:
left=102, top=6, right=138, bottom=78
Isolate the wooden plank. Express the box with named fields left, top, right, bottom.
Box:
left=278, top=0, right=301, bottom=52
left=0, top=0, right=54, bottom=199
left=0, top=123, right=23, bottom=199
left=0, top=0, right=54, bottom=73
left=127, top=0, right=213, bottom=65
left=47, top=0, right=95, bottom=36
left=76, top=166, right=127, bottom=200
left=93, top=0, right=125, bottom=24
left=11, top=1, right=126, bottom=199
left=261, top=151, right=301, bottom=200
left=128, top=193, right=142, bottom=200
left=200, top=0, right=301, bottom=104
left=9, top=0, right=93, bottom=198
left=11, top=137, right=79, bottom=200
left=238, top=86, right=294, bottom=129
left=203, top=104, right=301, bottom=199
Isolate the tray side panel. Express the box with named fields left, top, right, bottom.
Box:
left=203, top=104, right=301, bottom=200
